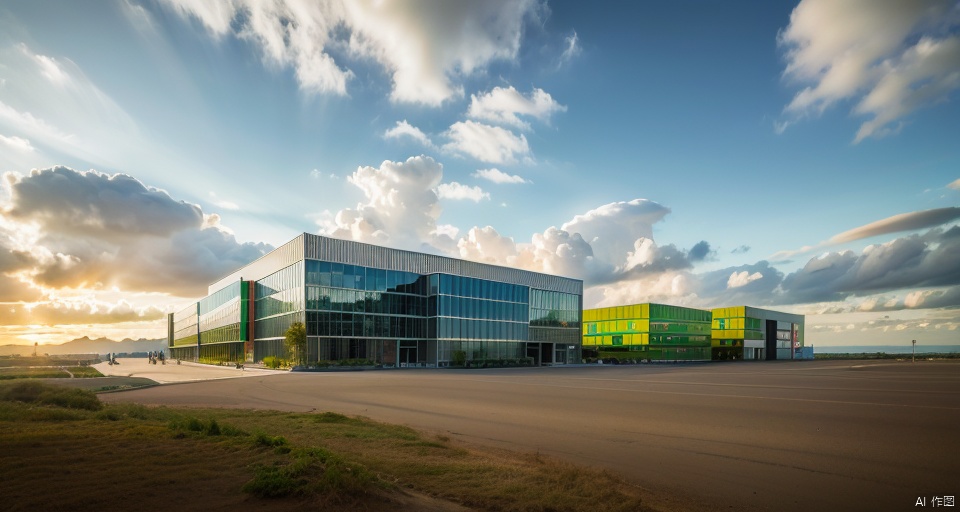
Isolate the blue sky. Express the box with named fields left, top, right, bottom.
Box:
left=0, top=0, right=958, bottom=347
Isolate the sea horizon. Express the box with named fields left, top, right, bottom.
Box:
left=814, top=345, right=960, bottom=354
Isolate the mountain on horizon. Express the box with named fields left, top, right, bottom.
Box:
left=0, top=336, right=166, bottom=356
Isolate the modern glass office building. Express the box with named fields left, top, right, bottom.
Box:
left=711, top=306, right=805, bottom=360
left=168, top=233, right=583, bottom=367
left=581, top=303, right=713, bottom=361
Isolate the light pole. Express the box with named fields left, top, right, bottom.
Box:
left=912, top=339, right=916, bottom=363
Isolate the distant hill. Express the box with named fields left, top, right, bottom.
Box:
left=0, top=336, right=166, bottom=356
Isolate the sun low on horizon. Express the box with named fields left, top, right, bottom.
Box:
left=0, top=0, right=958, bottom=348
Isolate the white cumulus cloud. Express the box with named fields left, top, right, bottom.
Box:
left=778, top=0, right=960, bottom=142
left=443, top=120, right=531, bottom=165
left=467, top=86, right=566, bottom=130
left=727, top=271, right=763, bottom=289
left=472, top=168, right=529, bottom=184
left=0, top=134, right=34, bottom=153
left=383, top=120, right=434, bottom=148
left=162, top=0, right=541, bottom=106
left=436, top=182, right=489, bottom=202
left=321, top=155, right=455, bottom=253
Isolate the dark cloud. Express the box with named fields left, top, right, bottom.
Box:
left=695, top=261, right=785, bottom=306
left=0, top=275, right=42, bottom=302
left=5, top=166, right=203, bottom=239
left=731, top=245, right=750, bottom=254
left=0, top=166, right=272, bottom=298
left=908, top=286, right=960, bottom=310
left=829, top=207, right=960, bottom=244
left=780, top=227, right=960, bottom=305
left=688, top=241, right=712, bottom=262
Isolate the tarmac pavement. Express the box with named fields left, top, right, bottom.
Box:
left=99, top=359, right=960, bottom=512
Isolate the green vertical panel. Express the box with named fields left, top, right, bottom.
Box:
left=240, top=280, right=248, bottom=341
left=195, top=302, right=201, bottom=346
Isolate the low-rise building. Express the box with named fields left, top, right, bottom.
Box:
left=582, top=303, right=712, bottom=361
left=711, top=306, right=805, bottom=360
left=169, top=233, right=583, bottom=367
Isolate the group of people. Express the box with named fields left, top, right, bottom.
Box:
left=148, top=351, right=165, bottom=365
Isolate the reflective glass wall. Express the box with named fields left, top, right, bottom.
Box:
left=431, top=273, right=531, bottom=364
left=304, top=260, right=428, bottom=364
left=197, top=280, right=246, bottom=362
left=255, top=262, right=304, bottom=339
left=171, top=302, right=200, bottom=360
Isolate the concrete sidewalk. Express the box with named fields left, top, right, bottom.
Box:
left=95, top=358, right=285, bottom=384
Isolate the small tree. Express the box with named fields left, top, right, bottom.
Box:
left=284, top=321, right=307, bottom=367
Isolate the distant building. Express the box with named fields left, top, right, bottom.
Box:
left=581, top=303, right=805, bottom=362
left=169, top=233, right=582, bottom=367
left=582, top=303, right=713, bottom=361
left=711, top=306, right=805, bottom=360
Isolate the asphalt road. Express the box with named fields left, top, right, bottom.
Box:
left=100, top=360, right=960, bottom=512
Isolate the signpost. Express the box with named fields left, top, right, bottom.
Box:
left=912, top=339, right=916, bottom=363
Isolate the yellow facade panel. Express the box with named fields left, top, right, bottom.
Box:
left=713, top=329, right=746, bottom=339
left=637, top=319, right=649, bottom=332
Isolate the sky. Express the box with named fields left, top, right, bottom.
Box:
left=0, top=0, right=958, bottom=348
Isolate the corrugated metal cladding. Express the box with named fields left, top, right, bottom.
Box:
left=304, top=234, right=582, bottom=295
left=208, top=235, right=306, bottom=294
left=743, top=306, right=805, bottom=325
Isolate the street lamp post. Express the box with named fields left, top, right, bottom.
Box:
left=912, top=339, right=916, bottom=363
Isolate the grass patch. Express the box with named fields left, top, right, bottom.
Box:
left=0, top=368, right=70, bottom=379
left=0, top=381, right=102, bottom=410
left=66, top=366, right=104, bottom=378
left=0, top=382, right=651, bottom=511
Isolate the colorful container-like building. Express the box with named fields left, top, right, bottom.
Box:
left=582, top=303, right=805, bottom=362
left=711, top=306, right=804, bottom=360
left=582, top=303, right=713, bottom=361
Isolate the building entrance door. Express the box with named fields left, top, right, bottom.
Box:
left=526, top=343, right=540, bottom=366
left=399, top=340, right=417, bottom=367
left=540, top=343, right=554, bottom=365
left=555, top=345, right=566, bottom=364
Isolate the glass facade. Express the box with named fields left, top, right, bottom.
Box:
left=583, top=303, right=712, bottom=361
left=170, top=281, right=249, bottom=361
left=168, top=234, right=583, bottom=367
left=255, top=261, right=304, bottom=341
left=172, top=304, right=198, bottom=348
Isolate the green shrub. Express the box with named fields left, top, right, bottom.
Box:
left=253, top=431, right=288, bottom=447
left=205, top=418, right=221, bottom=436
left=262, top=356, right=286, bottom=369
left=0, top=381, right=102, bottom=410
